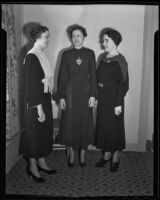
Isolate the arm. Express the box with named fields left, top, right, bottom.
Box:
left=25, top=54, right=44, bottom=108
left=116, top=62, right=129, bottom=107
left=89, top=50, right=98, bottom=99
left=56, top=52, right=69, bottom=104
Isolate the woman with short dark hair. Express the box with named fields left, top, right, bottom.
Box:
left=23, top=25, right=57, bottom=183
left=95, top=28, right=129, bottom=172
left=56, top=24, right=97, bottom=167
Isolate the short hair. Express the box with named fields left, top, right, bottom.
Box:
left=67, top=24, right=87, bottom=38
left=30, top=25, right=49, bottom=41
left=103, top=28, right=122, bottom=46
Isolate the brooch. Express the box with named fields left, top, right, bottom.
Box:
left=76, top=56, right=82, bottom=66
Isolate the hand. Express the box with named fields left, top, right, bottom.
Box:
left=115, top=106, right=122, bottom=116
left=60, top=99, right=66, bottom=110
left=37, top=105, right=46, bottom=122
left=88, top=97, right=95, bottom=108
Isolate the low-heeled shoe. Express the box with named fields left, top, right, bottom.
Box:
left=38, top=166, right=57, bottom=174
left=80, top=162, right=86, bottom=167
left=95, top=157, right=111, bottom=167
left=110, top=160, right=120, bottom=172
left=67, top=160, right=75, bottom=167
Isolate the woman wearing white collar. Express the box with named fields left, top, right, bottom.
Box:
left=23, top=25, right=56, bottom=183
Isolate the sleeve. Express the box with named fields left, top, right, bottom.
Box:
left=116, top=61, right=129, bottom=107
left=55, top=52, right=69, bottom=102
left=89, top=50, right=98, bottom=99
left=25, top=54, right=44, bottom=108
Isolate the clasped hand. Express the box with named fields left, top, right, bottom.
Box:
left=60, top=97, right=96, bottom=110
left=115, top=106, right=122, bottom=115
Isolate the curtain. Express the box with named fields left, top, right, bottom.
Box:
left=2, top=4, right=19, bottom=139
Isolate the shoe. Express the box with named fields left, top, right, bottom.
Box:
left=67, top=160, right=74, bottom=167
left=80, top=162, right=86, bottom=167
left=110, top=159, right=120, bottom=172
left=95, top=157, right=112, bottom=167
left=26, top=167, right=45, bottom=183
left=38, top=166, right=57, bottom=174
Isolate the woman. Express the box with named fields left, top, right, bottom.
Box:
left=56, top=25, right=97, bottom=167
left=95, top=28, right=129, bottom=172
left=23, top=25, right=57, bottom=183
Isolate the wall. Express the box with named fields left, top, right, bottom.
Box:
left=146, top=6, right=158, bottom=141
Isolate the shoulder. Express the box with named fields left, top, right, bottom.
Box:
left=117, top=54, right=128, bottom=68
left=61, top=48, right=73, bottom=58
left=25, top=53, right=39, bottom=63
left=84, top=47, right=95, bottom=55
left=25, top=53, right=41, bottom=70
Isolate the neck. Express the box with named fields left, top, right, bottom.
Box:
left=75, top=45, right=83, bottom=49
left=107, top=49, right=119, bottom=58
left=34, top=43, right=44, bottom=52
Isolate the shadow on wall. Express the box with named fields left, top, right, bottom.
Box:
left=18, top=22, right=42, bottom=155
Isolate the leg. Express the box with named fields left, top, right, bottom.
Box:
left=68, top=147, right=75, bottom=163
left=29, top=158, right=41, bottom=177
left=80, top=149, right=86, bottom=163
left=38, top=157, right=50, bottom=170
left=104, top=151, right=112, bottom=160
left=110, top=150, right=120, bottom=172
left=112, top=150, right=120, bottom=162
left=67, top=146, right=75, bottom=167
left=26, top=157, right=45, bottom=183
left=80, top=149, right=86, bottom=167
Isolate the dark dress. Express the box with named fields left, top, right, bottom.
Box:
left=95, top=53, right=129, bottom=153
left=23, top=54, right=53, bottom=158
left=56, top=47, right=97, bottom=150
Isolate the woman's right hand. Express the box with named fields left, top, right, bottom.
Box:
left=37, top=104, right=46, bottom=122
left=60, top=99, right=66, bottom=110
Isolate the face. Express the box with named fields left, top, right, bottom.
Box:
left=103, top=34, right=116, bottom=52
left=72, top=29, right=84, bottom=48
left=37, top=30, right=50, bottom=49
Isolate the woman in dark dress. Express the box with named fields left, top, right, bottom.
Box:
left=56, top=25, right=97, bottom=167
left=95, top=28, right=129, bottom=172
left=23, top=25, right=56, bottom=183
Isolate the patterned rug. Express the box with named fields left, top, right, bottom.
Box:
left=5, top=150, right=153, bottom=198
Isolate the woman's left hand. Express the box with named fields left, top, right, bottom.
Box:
left=115, top=106, right=122, bottom=115
left=88, top=97, right=95, bottom=107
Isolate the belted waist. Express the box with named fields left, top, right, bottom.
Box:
left=98, top=80, right=118, bottom=87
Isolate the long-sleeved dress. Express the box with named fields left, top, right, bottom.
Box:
left=56, top=47, right=97, bottom=150
left=23, top=54, right=53, bottom=158
left=95, top=53, right=129, bottom=153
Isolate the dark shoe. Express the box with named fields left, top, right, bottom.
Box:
left=67, top=160, right=74, bottom=167
left=38, top=166, right=57, bottom=174
left=110, top=159, right=120, bottom=172
left=26, top=168, right=45, bottom=183
left=95, top=157, right=111, bottom=167
left=80, top=162, right=86, bottom=167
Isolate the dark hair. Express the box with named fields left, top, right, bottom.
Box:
left=67, top=24, right=87, bottom=38
left=30, top=25, right=49, bottom=41
left=104, top=28, right=122, bottom=46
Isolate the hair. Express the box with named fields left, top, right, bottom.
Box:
left=103, top=28, right=122, bottom=46
left=30, top=25, right=49, bottom=41
left=67, top=24, right=87, bottom=38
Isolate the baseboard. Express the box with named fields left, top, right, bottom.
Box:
left=125, top=143, right=139, bottom=151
